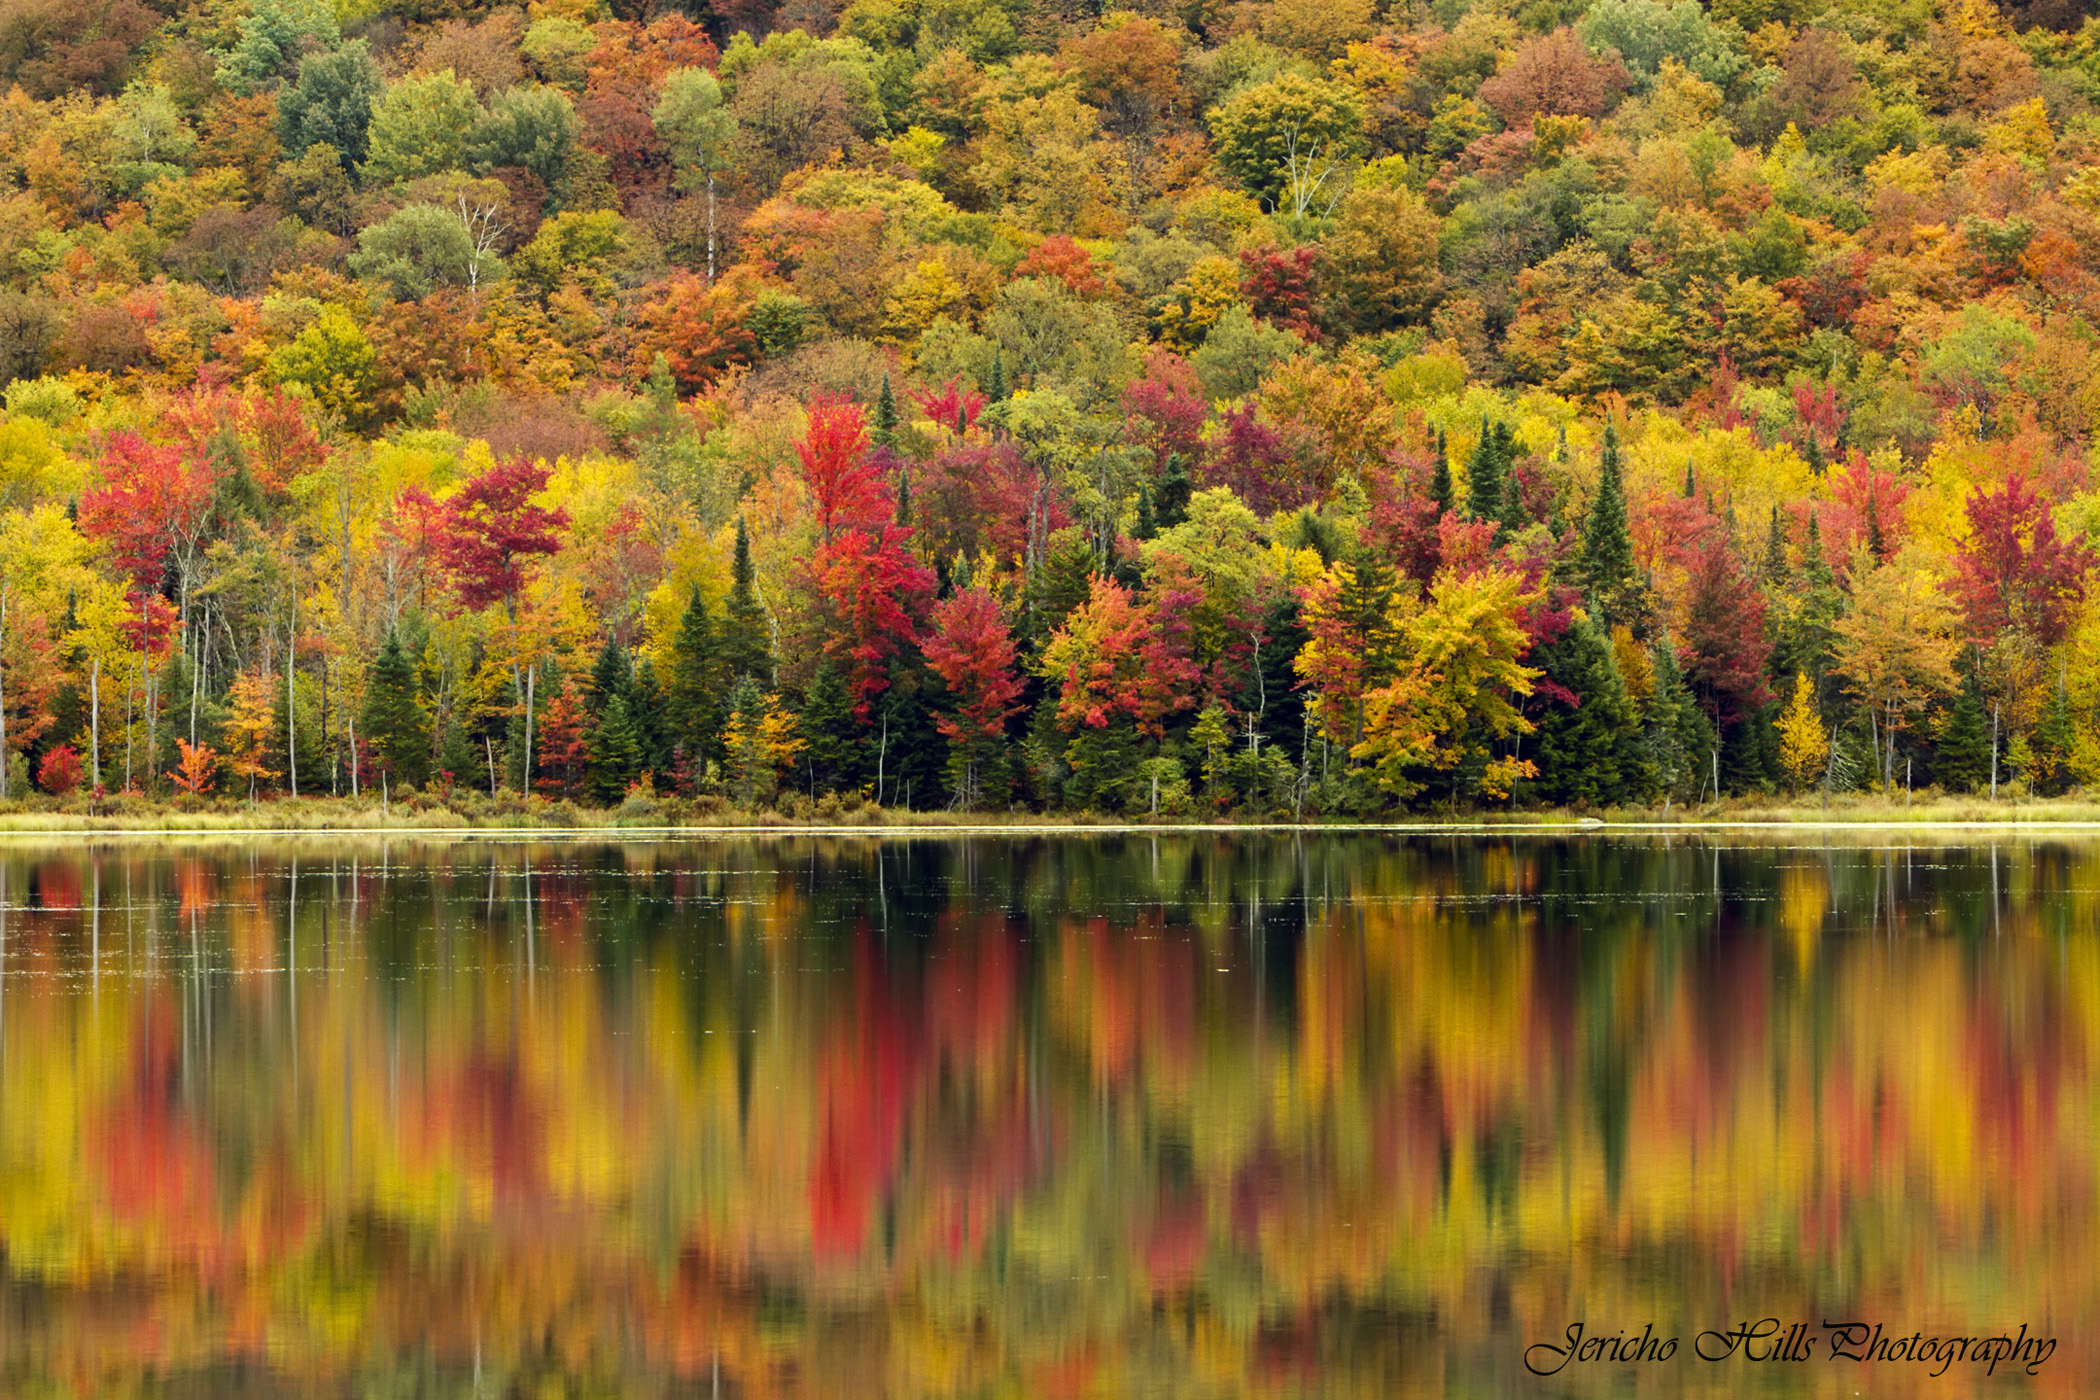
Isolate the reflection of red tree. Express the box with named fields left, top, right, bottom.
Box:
left=97, top=996, right=220, bottom=1255
left=810, top=930, right=923, bottom=1257
left=424, top=1052, right=547, bottom=1205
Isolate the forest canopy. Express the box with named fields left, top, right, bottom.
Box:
left=0, top=0, right=2097, bottom=815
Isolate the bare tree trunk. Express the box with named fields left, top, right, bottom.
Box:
left=287, top=585, right=298, bottom=799
left=524, top=663, right=536, bottom=792
left=89, top=655, right=99, bottom=791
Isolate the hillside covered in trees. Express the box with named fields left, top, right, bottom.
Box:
left=0, top=0, right=2094, bottom=816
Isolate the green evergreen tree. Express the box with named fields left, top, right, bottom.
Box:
left=1580, top=424, right=1638, bottom=629
left=2031, top=678, right=2075, bottom=796
left=1645, top=635, right=1716, bottom=804
left=1466, top=418, right=1511, bottom=522
left=873, top=370, right=898, bottom=448
left=1134, top=486, right=1157, bottom=540
left=1763, top=505, right=1787, bottom=584
left=1429, top=430, right=1453, bottom=516
left=588, top=637, right=633, bottom=717
left=630, top=655, right=669, bottom=775
left=797, top=661, right=858, bottom=795
left=1155, top=452, right=1193, bottom=530
left=586, top=693, right=646, bottom=803
left=895, top=466, right=913, bottom=530
left=1684, top=462, right=1696, bottom=498
left=987, top=347, right=1008, bottom=403
left=1935, top=661, right=1992, bottom=793
left=1804, top=432, right=1826, bottom=476
left=664, top=585, right=724, bottom=766
left=360, top=631, right=431, bottom=788
left=435, top=718, right=480, bottom=790
left=1530, top=615, right=1646, bottom=807
left=723, top=515, right=771, bottom=685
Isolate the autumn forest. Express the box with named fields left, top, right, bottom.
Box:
left=0, top=0, right=2094, bottom=816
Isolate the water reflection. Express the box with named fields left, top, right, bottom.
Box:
left=0, top=834, right=2090, bottom=1397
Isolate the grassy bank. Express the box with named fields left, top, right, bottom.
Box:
left=0, top=787, right=2099, bottom=834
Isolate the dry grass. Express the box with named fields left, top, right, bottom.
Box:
left=0, top=786, right=2092, bottom=838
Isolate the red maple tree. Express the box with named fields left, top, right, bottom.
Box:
left=923, top=588, right=1024, bottom=744
left=432, top=458, right=570, bottom=614
left=1952, top=470, right=2093, bottom=647
left=797, top=394, right=891, bottom=542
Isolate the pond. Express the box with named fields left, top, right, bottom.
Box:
left=0, top=833, right=2089, bottom=1397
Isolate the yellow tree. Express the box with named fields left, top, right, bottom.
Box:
left=1354, top=567, right=1541, bottom=802
left=1830, top=542, right=1960, bottom=791
left=1776, top=671, right=1828, bottom=793
left=224, top=670, right=281, bottom=800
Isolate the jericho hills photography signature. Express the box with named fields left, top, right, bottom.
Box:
left=1525, top=1321, right=2058, bottom=1378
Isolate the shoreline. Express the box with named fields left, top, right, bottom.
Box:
left=0, top=796, right=2098, bottom=838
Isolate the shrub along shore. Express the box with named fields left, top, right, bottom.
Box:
left=0, top=788, right=2097, bottom=834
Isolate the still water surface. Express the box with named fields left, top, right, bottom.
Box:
left=0, top=833, right=2090, bottom=1397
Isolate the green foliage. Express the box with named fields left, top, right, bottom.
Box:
left=277, top=42, right=380, bottom=170
left=350, top=204, right=506, bottom=299
left=267, top=305, right=376, bottom=425
left=360, top=631, right=431, bottom=787
left=470, top=83, right=581, bottom=193
left=1209, top=74, right=1367, bottom=212
left=217, top=0, right=339, bottom=95
left=364, top=70, right=482, bottom=186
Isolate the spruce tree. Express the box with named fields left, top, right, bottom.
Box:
left=1155, top=452, right=1192, bottom=530
left=894, top=466, right=913, bottom=530
left=1498, top=459, right=1527, bottom=536
left=1429, top=430, right=1454, bottom=516
left=630, top=655, right=669, bottom=775
left=723, top=515, right=771, bottom=685
left=1134, top=486, right=1157, bottom=540
left=1684, top=462, right=1696, bottom=498
left=1580, top=424, right=1637, bottom=629
left=360, top=631, right=431, bottom=788
left=1935, top=661, right=1992, bottom=793
left=588, top=637, right=634, bottom=718
left=1466, top=418, right=1507, bottom=522
left=1646, top=635, right=1716, bottom=804
left=1805, top=432, right=1826, bottom=476
left=987, top=347, right=1008, bottom=403
left=873, top=370, right=898, bottom=448
left=1763, top=504, right=1788, bottom=584
left=797, top=661, right=858, bottom=795
left=2032, top=680, right=2075, bottom=795
left=586, top=693, right=645, bottom=803
left=664, top=585, right=723, bottom=763
left=1531, top=615, right=1643, bottom=808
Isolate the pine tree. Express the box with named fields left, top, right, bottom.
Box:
left=1580, top=424, right=1638, bottom=630
left=1804, top=432, right=1826, bottom=476
left=1646, top=635, right=1715, bottom=804
left=1934, top=660, right=1992, bottom=792
left=1531, top=615, right=1645, bottom=808
left=1134, top=486, right=1157, bottom=540
left=1763, top=505, right=1788, bottom=583
left=2031, top=678, right=2075, bottom=796
left=797, top=661, right=858, bottom=795
left=1498, top=459, right=1527, bottom=535
left=1466, top=418, right=1508, bottom=522
left=1430, top=430, right=1453, bottom=515
left=1419, top=430, right=1453, bottom=518
left=723, top=515, right=771, bottom=685
left=360, top=631, right=431, bottom=788
left=664, top=585, right=723, bottom=763
left=894, top=466, right=913, bottom=530
left=987, top=347, right=1008, bottom=403
left=1155, top=452, right=1192, bottom=530
left=873, top=370, right=898, bottom=448
left=630, top=655, right=669, bottom=774
left=586, top=692, right=645, bottom=803
left=1684, top=462, right=1696, bottom=498
left=588, top=637, right=633, bottom=718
